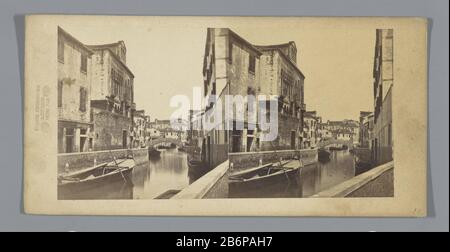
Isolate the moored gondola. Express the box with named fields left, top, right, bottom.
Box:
left=58, top=158, right=135, bottom=199
left=228, top=160, right=302, bottom=198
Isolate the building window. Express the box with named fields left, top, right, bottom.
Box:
left=266, top=100, right=271, bottom=118
left=58, top=81, right=63, bottom=107
left=79, top=87, right=87, bottom=112
left=248, top=54, right=256, bottom=74
left=228, top=42, right=233, bottom=64
left=80, top=54, right=87, bottom=73
left=58, top=38, right=64, bottom=63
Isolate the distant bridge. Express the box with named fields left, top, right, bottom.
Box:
left=317, top=138, right=353, bottom=149
left=147, top=137, right=183, bottom=147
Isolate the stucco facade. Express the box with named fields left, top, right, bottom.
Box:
left=57, top=27, right=94, bottom=153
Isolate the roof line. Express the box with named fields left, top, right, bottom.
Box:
left=88, top=46, right=134, bottom=78
left=273, top=48, right=305, bottom=79
left=58, top=26, right=94, bottom=55
left=227, top=29, right=262, bottom=56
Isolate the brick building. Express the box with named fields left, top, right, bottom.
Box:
left=200, top=28, right=306, bottom=168
left=87, top=41, right=135, bottom=150
left=255, top=42, right=306, bottom=151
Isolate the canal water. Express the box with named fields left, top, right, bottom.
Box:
left=63, top=148, right=356, bottom=199
left=300, top=149, right=356, bottom=197
left=132, top=148, right=191, bottom=199
left=228, top=149, right=356, bottom=198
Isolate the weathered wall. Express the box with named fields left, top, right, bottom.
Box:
left=374, top=87, right=393, bottom=165
left=208, top=143, right=228, bottom=169
left=258, top=50, right=304, bottom=150
left=92, top=107, right=132, bottom=150
left=275, top=114, right=302, bottom=150
left=373, top=29, right=393, bottom=166
left=90, top=50, right=109, bottom=100
left=90, top=49, right=134, bottom=104
left=173, top=160, right=230, bottom=199
left=227, top=30, right=261, bottom=99
left=229, top=149, right=317, bottom=171
left=57, top=148, right=148, bottom=173
left=311, top=161, right=394, bottom=198
left=203, top=171, right=229, bottom=198
left=353, top=147, right=372, bottom=164
left=57, top=35, right=92, bottom=124
left=347, top=168, right=394, bottom=197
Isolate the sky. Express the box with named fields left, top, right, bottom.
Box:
left=59, top=17, right=376, bottom=122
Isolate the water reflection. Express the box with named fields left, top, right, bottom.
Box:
left=132, top=149, right=190, bottom=199
left=60, top=149, right=356, bottom=199
left=228, top=149, right=356, bottom=198
left=300, top=149, right=355, bottom=197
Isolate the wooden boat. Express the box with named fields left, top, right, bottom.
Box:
left=58, top=158, right=135, bottom=199
left=318, top=148, right=331, bottom=163
left=154, top=189, right=181, bottom=199
left=187, top=156, right=208, bottom=175
left=148, top=146, right=161, bottom=158
left=228, top=160, right=302, bottom=198
left=329, top=145, right=346, bottom=151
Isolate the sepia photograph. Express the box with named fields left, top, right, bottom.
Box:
left=0, top=0, right=448, bottom=233
left=23, top=16, right=427, bottom=216
left=55, top=24, right=394, bottom=200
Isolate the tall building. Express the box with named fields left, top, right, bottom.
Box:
left=255, top=42, right=306, bottom=151
left=132, top=109, right=148, bottom=148
left=373, top=29, right=394, bottom=165
left=201, top=28, right=306, bottom=168
left=87, top=41, right=135, bottom=150
left=359, top=111, right=373, bottom=148
left=303, top=111, right=321, bottom=148
left=57, top=27, right=94, bottom=153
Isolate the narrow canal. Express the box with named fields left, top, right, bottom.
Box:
left=131, top=148, right=356, bottom=199
left=68, top=148, right=357, bottom=199
left=132, top=148, right=191, bottom=199
left=300, top=149, right=356, bottom=197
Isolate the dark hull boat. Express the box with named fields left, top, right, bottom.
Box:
left=154, top=189, right=181, bottom=199
left=329, top=144, right=348, bottom=151
left=318, top=148, right=331, bottom=163
left=187, top=156, right=208, bottom=177
left=148, top=146, right=161, bottom=158
left=228, top=160, right=302, bottom=198
left=58, top=158, right=135, bottom=200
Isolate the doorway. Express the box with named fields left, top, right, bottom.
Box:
left=65, top=128, right=74, bottom=153
left=291, top=131, right=296, bottom=149
left=122, top=130, right=127, bottom=148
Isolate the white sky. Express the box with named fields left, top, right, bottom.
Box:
left=59, top=17, right=376, bottom=122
